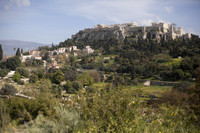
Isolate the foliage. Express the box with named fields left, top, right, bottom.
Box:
left=0, top=98, right=10, bottom=131
left=63, top=68, right=77, bottom=81
left=0, top=68, right=9, bottom=77
left=52, top=70, right=64, bottom=84
left=64, top=81, right=83, bottom=94
left=6, top=56, right=21, bottom=70
left=69, top=55, right=75, bottom=66
left=16, top=67, right=30, bottom=78
left=42, top=52, right=50, bottom=60
left=26, top=105, right=81, bottom=133
left=77, top=87, right=198, bottom=132
left=29, top=74, right=39, bottom=83
left=16, top=48, right=21, bottom=56
left=0, top=83, right=17, bottom=95
left=0, top=44, right=3, bottom=61
left=77, top=72, right=94, bottom=86
left=12, top=72, right=21, bottom=82
left=88, top=70, right=101, bottom=82
left=5, top=96, right=57, bottom=123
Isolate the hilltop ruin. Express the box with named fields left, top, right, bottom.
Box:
left=72, top=22, right=191, bottom=42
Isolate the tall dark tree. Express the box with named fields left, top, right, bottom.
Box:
left=16, top=48, right=21, bottom=56
left=0, top=44, right=3, bottom=61
left=21, top=48, right=23, bottom=54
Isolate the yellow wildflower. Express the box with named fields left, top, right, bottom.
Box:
left=159, top=132, right=161, bottom=133
left=132, top=101, right=135, bottom=104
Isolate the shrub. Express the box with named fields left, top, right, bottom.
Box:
left=16, top=67, right=30, bottom=78
left=0, top=98, right=10, bottom=131
left=12, top=72, right=21, bottom=82
left=77, top=72, right=94, bottom=86
left=29, top=74, right=39, bottom=83
left=64, top=81, right=83, bottom=94
left=0, top=69, right=9, bottom=77
left=0, top=84, right=17, bottom=95
left=26, top=105, right=81, bottom=133
left=52, top=70, right=64, bottom=84
left=6, top=56, right=21, bottom=70
left=88, top=71, right=101, bottom=82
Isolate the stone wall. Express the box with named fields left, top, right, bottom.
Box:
left=138, top=79, right=180, bottom=86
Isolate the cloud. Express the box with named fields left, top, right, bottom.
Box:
left=164, top=6, right=174, bottom=13
left=4, top=0, right=30, bottom=10
left=68, top=0, right=169, bottom=26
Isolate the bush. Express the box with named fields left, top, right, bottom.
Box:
left=88, top=71, right=101, bottom=82
left=25, top=105, right=81, bottom=133
left=0, top=84, right=17, bottom=95
left=0, top=69, right=9, bottom=77
left=16, top=67, right=30, bottom=78
left=173, top=81, right=192, bottom=93
left=64, top=81, right=83, bottom=94
left=12, top=72, right=21, bottom=82
left=17, top=80, right=24, bottom=85
left=0, top=99, right=10, bottom=132
left=6, top=56, right=21, bottom=70
left=77, top=72, right=94, bottom=86
left=29, top=74, right=39, bottom=83
left=52, top=70, right=64, bottom=84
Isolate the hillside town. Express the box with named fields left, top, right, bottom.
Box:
left=21, top=45, right=94, bottom=69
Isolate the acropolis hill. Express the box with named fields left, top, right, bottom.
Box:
left=72, top=22, right=191, bottom=42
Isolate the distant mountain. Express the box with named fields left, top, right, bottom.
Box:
left=0, top=40, right=51, bottom=56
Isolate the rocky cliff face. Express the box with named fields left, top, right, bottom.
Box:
left=72, top=27, right=125, bottom=41
left=71, top=22, right=191, bottom=42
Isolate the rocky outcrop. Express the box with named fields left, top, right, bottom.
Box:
left=71, top=22, right=191, bottom=42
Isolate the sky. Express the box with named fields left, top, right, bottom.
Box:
left=0, top=0, right=200, bottom=44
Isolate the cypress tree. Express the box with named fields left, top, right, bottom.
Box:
left=16, top=48, right=20, bottom=56
left=21, top=48, right=23, bottom=54
left=0, top=44, right=3, bottom=61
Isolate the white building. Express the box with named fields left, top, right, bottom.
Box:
left=83, top=46, right=94, bottom=54
left=58, top=47, right=66, bottom=53
left=22, top=55, right=32, bottom=62
left=29, top=50, right=41, bottom=56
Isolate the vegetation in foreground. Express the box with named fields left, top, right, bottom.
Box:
left=0, top=35, right=200, bottom=132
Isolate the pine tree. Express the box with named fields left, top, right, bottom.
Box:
left=16, top=48, right=20, bottom=56
left=0, top=44, right=3, bottom=60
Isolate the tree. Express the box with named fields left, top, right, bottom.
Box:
left=12, top=73, right=21, bottom=82
left=0, top=44, right=3, bottom=61
left=88, top=71, right=101, bottom=82
left=64, top=81, right=83, bottom=94
left=72, top=81, right=83, bottom=91
left=0, top=69, right=9, bottom=77
left=52, top=70, right=64, bottom=84
left=0, top=84, right=17, bottom=95
left=77, top=72, right=94, bottom=86
left=0, top=99, right=10, bottom=131
left=42, top=52, right=50, bottom=60
left=16, top=67, right=29, bottom=77
left=29, top=74, right=39, bottom=83
left=6, top=56, right=21, bottom=70
left=16, top=48, right=21, bottom=56
left=69, top=55, right=75, bottom=66
left=64, top=69, right=77, bottom=81
left=21, top=48, right=23, bottom=54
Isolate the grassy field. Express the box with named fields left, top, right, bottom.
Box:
left=91, top=82, right=172, bottom=97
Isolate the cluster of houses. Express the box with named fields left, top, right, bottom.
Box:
left=21, top=45, right=95, bottom=69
